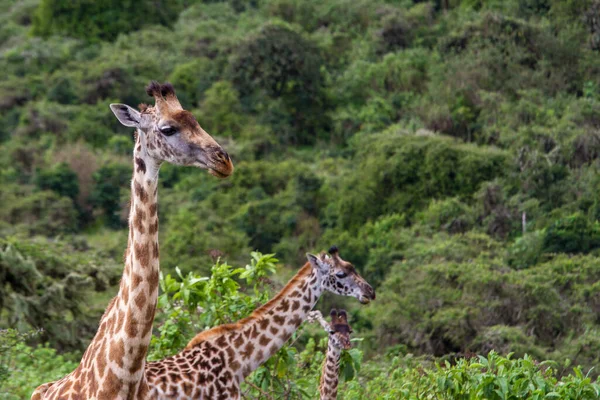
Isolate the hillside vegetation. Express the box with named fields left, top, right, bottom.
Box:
left=2, top=0, right=600, bottom=398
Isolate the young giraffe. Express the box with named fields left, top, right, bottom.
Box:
left=308, top=309, right=353, bottom=400
left=31, top=82, right=234, bottom=400
left=144, top=247, right=375, bottom=399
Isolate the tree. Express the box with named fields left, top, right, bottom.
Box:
left=32, top=0, right=184, bottom=42
left=229, top=22, right=328, bottom=144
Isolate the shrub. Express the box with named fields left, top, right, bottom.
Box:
left=168, top=58, right=220, bottom=107
left=416, top=198, right=475, bottom=234
left=32, top=0, right=184, bottom=42
left=542, top=213, right=600, bottom=255
left=197, top=81, right=244, bottom=138
left=0, top=331, right=79, bottom=399
left=6, top=191, right=78, bottom=235
left=0, top=239, right=119, bottom=351
left=326, top=133, right=509, bottom=231
left=89, top=162, right=130, bottom=228
left=229, top=22, right=328, bottom=144
left=34, top=162, right=79, bottom=201
left=505, top=230, right=545, bottom=269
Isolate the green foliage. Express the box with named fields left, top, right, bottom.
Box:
left=169, top=58, right=220, bottom=107
left=32, top=0, right=185, bottom=42
left=148, top=252, right=277, bottom=359
left=0, top=330, right=79, bottom=399
left=198, top=81, right=244, bottom=137
left=343, top=352, right=600, bottom=399
left=89, top=162, right=130, bottom=228
left=229, top=22, right=328, bottom=144
left=34, top=162, right=79, bottom=201
left=4, top=0, right=600, bottom=396
left=542, top=213, right=600, bottom=255
left=326, top=133, right=509, bottom=231
left=2, top=190, right=79, bottom=236
left=0, top=238, right=119, bottom=351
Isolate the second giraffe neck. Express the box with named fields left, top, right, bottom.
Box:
left=186, top=262, right=324, bottom=378
left=319, top=341, right=341, bottom=400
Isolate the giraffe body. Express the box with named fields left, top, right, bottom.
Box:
left=144, top=248, right=374, bottom=399
left=32, top=82, right=233, bottom=400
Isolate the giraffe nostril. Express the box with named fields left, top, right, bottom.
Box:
left=216, top=149, right=230, bottom=163
left=366, top=285, right=376, bottom=300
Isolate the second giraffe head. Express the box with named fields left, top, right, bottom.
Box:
left=306, top=246, right=376, bottom=305
left=329, top=309, right=352, bottom=350
left=110, top=81, right=234, bottom=178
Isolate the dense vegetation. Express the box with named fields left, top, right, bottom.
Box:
left=2, top=0, right=600, bottom=398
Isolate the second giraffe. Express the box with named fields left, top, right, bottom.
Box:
left=145, top=247, right=375, bottom=399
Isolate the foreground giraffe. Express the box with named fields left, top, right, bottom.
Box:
left=144, top=247, right=375, bottom=399
left=32, top=82, right=234, bottom=400
left=308, top=309, right=353, bottom=400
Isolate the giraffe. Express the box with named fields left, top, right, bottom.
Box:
left=143, top=246, right=375, bottom=399
left=31, top=81, right=234, bottom=400
left=308, top=309, right=353, bottom=400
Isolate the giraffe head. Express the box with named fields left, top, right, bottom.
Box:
left=306, top=246, right=376, bottom=304
left=329, top=309, right=352, bottom=350
left=109, top=81, right=234, bottom=178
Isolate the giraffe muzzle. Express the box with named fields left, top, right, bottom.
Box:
left=206, top=148, right=234, bottom=178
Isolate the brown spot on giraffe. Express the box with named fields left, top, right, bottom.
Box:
left=152, top=241, right=159, bottom=259
left=134, top=180, right=148, bottom=203
left=109, top=338, right=125, bottom=364
left=134, top=291, right=146, bottom=310
left=133, top=207, right=145, bottom=234
left=134, top=242, right=150, bottom=268
left=148, top=219, right=158, bottom=235
left=135, top=157, right=146, bottom=174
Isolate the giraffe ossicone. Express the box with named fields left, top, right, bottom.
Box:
left=145, top=248, right=375, bottom=399
left=32, top=81, right=233, bottom=400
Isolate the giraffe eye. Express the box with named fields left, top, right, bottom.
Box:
left=335, top=271, right=347, bottom=279
left=159, top=126, right=177, bottom=136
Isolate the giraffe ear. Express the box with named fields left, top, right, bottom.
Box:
left=306, top=253, right=328, bottom=273
left=110, top=103, right=141, bottom=127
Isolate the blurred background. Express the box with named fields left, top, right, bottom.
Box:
left=2, top=0, right=600, bottom=398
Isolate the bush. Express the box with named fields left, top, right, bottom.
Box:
left=168, top=58, right=220, bottom=107
left=326, top=133, right=509, bottom=231
left=32, top=0, right=184, bottom=42
left=0, top=331, right=79, bottom=399
left=197, top=81, right=244, bottom=138
left=34, top=162, right=79, bottom=201
left=542, top=213, right=600, bottom=255
left=89, top=162, right=130, bottom=228
left=343, top=352, right=600, bottom=399
left=229, top=22, right=328, bottom=144
left=0, top=239, right=119, bottom=352
left=416, top=198, right=475, bottom=234
left=5, top=191, right=78, bottom=236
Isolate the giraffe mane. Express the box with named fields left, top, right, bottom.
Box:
left=185, top=262, right=313, bottom=349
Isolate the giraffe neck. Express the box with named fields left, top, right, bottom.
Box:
left=186, top=262, right=324, bottom=379
left=319, top=341, right=341, bottom=400
left=78, top=136, right=161, bottom=398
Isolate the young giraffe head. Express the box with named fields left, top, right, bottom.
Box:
left=307, top=246, right=376, bottom=304
left=110, top=81, right=233, bottom=178
left=328, top=309, right=352, bottom=350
